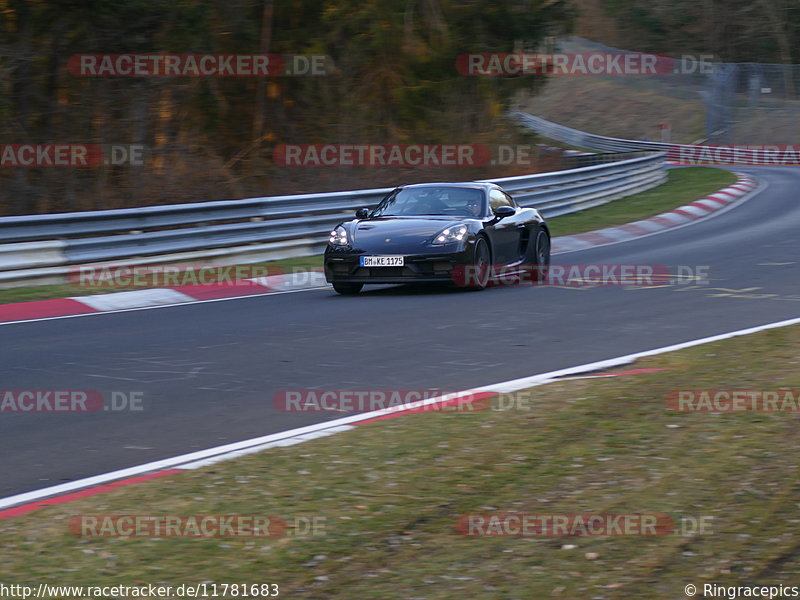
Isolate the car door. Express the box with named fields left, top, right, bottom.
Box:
left=485, top=189, right=524, bottom=264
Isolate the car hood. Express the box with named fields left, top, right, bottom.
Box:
left=352, top=217, right=468, bottom=250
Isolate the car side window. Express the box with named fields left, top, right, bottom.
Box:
left=489, top=189, right=513, bottom=212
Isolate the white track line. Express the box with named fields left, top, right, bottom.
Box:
left=2, top=312, right=799, bottom=511
left=0, top=285, right=331, bottom=328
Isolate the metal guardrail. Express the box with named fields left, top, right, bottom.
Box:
left=488, top=152, right=664, bottom=218
left=0, top=188, right=395, bottom=244
left=0, top=146, right=666, bottom=287
left=512, top=112, right=674, bottom=153
left=513, top=110, right=800, bottom=164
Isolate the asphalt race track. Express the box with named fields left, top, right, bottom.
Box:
left=1, top=166, right=798, bottom=498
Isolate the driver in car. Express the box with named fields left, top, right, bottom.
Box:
left=466, top=197, right=482, bottom=217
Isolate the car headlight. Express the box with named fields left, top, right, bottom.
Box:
left=432, top=224, right=468, bottom=246
left=329, top=226, right=350, bottom=247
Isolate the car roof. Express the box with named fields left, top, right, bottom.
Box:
left=397, top=182, right=499, bottom=192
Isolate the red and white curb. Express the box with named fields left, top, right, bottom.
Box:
left=551, top=173, right=757, bottom=254
left=0, top=271, right=328, bottom=324
left=3, top=313, right=800, bottom=520
left=0, top=174, right=759, bottom=326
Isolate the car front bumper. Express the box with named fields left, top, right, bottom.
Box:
left=324, top=247, right=472, bottom=285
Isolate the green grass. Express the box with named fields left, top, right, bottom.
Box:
left=2, top=321, right=799, bottom=598
left=549, top=166, right=737, bottom=235
left=0, top=166, right=734, bottom=306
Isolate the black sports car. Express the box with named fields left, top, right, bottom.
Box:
left=324, top=182, right=550, bottom=294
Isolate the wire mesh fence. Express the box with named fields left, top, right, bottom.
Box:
left=537, top=37, right=800, bottom=146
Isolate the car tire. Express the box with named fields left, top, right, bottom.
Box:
left=465, top=237, right=491, bottom=291
left=332, top=282, right=364, bottom=295
left=528, top=229, right=550, bottom=284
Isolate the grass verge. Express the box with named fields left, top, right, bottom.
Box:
left=0, top=166, right=736, bottom=305
left=548, top=166, right=737, bottom=235
left=2, top=322, right=799, bottom=598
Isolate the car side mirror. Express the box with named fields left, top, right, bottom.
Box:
left=355, top=207, right=370, bottom=219
left=493, top=205, right=516, bottom=219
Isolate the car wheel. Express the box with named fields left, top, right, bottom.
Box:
left=332, top=282, right=364, bottom=295
left=528, top=229, right=550, bottom=283
left=465, top=237, right=491, bottom=291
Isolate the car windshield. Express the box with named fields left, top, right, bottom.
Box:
left=371, top=187, right=486, bottom=217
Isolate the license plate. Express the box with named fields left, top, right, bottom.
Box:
left=360, top=256, right=404, bottom=267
